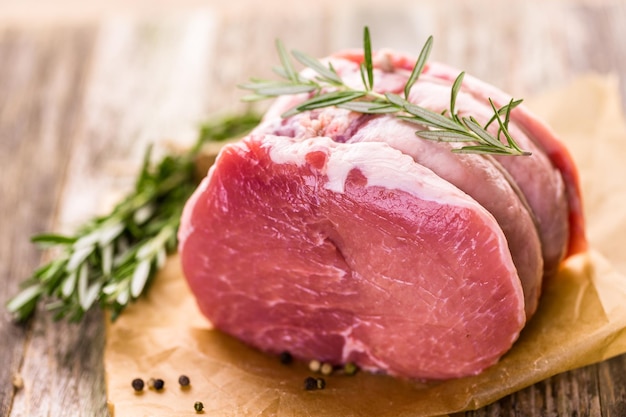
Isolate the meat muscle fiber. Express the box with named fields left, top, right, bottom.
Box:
left=179, top=135, right=526, bottom=380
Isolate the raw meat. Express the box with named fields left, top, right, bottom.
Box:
left=178, top=48, right=586, bottom=380
left=179, top=135, right=526, bottom=379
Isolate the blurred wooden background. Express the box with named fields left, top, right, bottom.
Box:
left=1, top=0, right=625, bottom=415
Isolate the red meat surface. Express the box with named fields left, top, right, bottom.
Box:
left=179, top=135, right=525, bottom=379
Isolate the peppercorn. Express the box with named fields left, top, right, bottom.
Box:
left=148, top=378, right=164, bottom=390
left=343, top=362, right=358, bottom=376
left=131, top=378, right=144, bottom=392
left=179, top=375, right=190, bottom=387
left=304, top=376, right=318, bottom=390
left=320, top=362, right=333, bottom=376
left=279, top=351, right=293, bottom=365
left=194, top=401, right=204, bottom=412
left=154, top=378, right=164, bottom=390
left=308, top=359, right=321, bottom=373
left=316, top=377, right=326, bottom=390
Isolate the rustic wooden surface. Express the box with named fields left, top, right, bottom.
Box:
left=1, top=1, right=625, bottom=415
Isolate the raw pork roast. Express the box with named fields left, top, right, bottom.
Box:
left=178, top=49, right=586, bottom=380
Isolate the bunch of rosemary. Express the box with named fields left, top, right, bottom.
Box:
left=6, top=113, right=261, bottom=322
left=240, top=27, right=530, bottom=156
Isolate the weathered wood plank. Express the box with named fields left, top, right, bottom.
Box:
left=462, top=364, right=602, bottom=416
left=598, top=354, right=626, bottom=416
left=0, top=27, right=99, bottom=416
left=0, top=26, right=111, bottom=417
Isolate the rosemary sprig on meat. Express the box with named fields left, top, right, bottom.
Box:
left=6, top=113, right=261, bottom=322
left=240, top=27, right=531, bottom=157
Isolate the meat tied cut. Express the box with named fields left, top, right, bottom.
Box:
left=178, top=49, right=586, bottom=380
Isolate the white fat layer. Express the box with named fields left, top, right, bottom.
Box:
left=264, top=135, right=468, bottom=205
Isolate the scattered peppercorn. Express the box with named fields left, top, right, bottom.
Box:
left=194, top=401, right=204, bottom=412
left=308, top=359, right=321, bottom=373
left=179, top=375, right=190, bottom=387
left=131, top=378, right=144, bottom=392
left=148, top=378, right=165, bottom=391
left=343, top=362, right=358, bottom=376
left=155, top=378, right=164, bottom=390
left=279, top=351, right=293, bottom=365
left=320, top=362, right=333, bottom=376
left=304, top=376, right=326, bottom=390
left=304, top=376, right=318, bottom=390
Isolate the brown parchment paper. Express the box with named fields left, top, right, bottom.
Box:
left=104, top=75, right=626, bottom=417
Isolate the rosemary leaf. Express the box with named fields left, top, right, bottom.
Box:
left=402, top=101, right=466, bottom=132
left=282, top=91, right=367, bottom=117
left=359, top=63, right=369, bottom=93
left=66, top=246, right=93, bottom=272
left=99, top=223, right=125, bottom=246
left=363, top=26, right=374, bottom=91
left=240, top=81, right=316, bottom=96
left=6, top=285, right=44, bottom=314
left=292, top=50, right=343, bottom=85
left=337, top=101, right=398, bottom=114
left=404, top=35, right=433, bottom=99
left=452, top=145, right=518, bottom=155
left=450, top=72, right=465, bottom=123
left=31, top=233, right=76, bottom=246
left=463, top=116, right=505, bottom=148
left=130, top=260, right=151, bottom=298
left=384, top=92, right=411, bottom=108
left=61, top=271, right=77, bottom=298
left=272, top=66, right=289, bottom=79
left=77, top=263, right=89, bottom=310
left=81, top=282, right=102, bottom=311
left=416, top=130, right=477, bottom=142
left=276, top=39, right=298, bottom=82
left=102, top=244, right=114, bottom=276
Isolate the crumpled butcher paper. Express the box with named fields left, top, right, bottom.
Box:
left=104, top=74, right=626, bottom=416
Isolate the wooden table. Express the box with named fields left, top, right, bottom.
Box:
left=1, top=0, right=625, bottom=415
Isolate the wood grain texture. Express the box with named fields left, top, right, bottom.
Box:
left=0, top=26, right=111, bottom=417
left=0, top=1, right=625, bottom=415
left=0, top=27, right=101, bottom=416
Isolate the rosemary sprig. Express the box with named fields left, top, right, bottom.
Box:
left=6, top=112, right=261, bottom=322
left=240, top=27, right=531, bottom=156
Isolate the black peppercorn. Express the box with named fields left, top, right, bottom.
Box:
left=304, top=376, right=318, bottom=390
left=279, top=351, right=293, bottom=365
left=179, top=375, right=190, bottom=387
left=194, top=401, right=204, bottom=412
left=153, top=378, right=165, bottom=390
left=131, top=378, right=144, bottom=392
